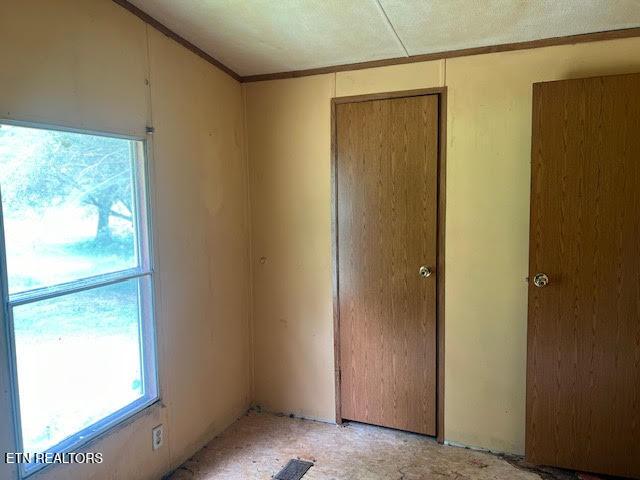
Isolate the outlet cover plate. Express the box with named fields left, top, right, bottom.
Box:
left=152, top=424, right=164, bottom=450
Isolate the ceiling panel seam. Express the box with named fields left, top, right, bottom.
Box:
left=374, top=0, right=409, bottom=57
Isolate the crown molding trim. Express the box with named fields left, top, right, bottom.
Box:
left=241, top=27, right=640, bottom=83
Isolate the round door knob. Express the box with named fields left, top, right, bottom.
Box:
left=419, top=266, right=432, bottom=278
left=533, top=273, right=549, bottom=288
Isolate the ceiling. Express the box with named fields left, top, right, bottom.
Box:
left=128, top=0, right=640, bottom=77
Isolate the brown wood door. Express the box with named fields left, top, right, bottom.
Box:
left=526, top=73, right=640, bottom=478
left=336, top=94, right=438, bottom=435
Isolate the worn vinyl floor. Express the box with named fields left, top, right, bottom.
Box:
left=165, top=410, right=562, bottom=480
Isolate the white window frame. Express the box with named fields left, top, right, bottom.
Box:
left=0, top=121, right=159, bottom=479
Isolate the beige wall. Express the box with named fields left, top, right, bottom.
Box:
left=245, top=75, right=336, bottom=420
left=0, top=2, right=251, bottom=480
left=245, top=37, right=640, bottom=455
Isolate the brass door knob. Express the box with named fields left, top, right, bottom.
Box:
left=419, top=266, right=432, bottom=278
left=533, top=273, right=549, bottom=288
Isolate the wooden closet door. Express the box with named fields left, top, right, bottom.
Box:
left=336, top=95, right=438, bottom=435
left=527, top=73, right=640, bottom=478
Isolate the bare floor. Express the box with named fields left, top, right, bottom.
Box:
left=167, top=411, right=550, bottom=480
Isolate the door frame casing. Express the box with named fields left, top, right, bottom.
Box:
left=330, top=87, right=447, bottom=443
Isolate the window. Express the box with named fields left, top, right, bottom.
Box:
left=0, top=123, right=158, bottom=477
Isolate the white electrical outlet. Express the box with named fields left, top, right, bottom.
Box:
left=152, top=424, right=164, bottom=450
